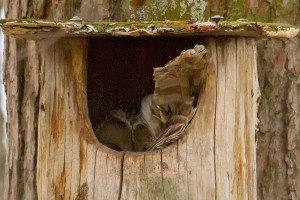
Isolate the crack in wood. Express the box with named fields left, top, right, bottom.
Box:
left=118, top=152, right=125, bottom=200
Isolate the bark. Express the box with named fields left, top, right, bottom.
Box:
left=256, top=37, right=300, bottom=200
left=3, top=37, right=40, bottom=200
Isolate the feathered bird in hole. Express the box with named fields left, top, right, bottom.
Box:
left=94, top=44, right=212, bottom=152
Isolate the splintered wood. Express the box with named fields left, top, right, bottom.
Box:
left=37, top=37, right=258, bottom=199
left=94, top=45, right=211, bottom=152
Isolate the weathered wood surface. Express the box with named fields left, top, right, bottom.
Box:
left=0, top=19, right=298, bottom=39
left=213, top=37, right=258, bottom=199
left=33, top=37, right=257, bottom=199
left=3, top=0, right=110, bottom=199
left=37, top=38, right=124, bottom=200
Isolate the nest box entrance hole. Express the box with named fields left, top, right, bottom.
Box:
left=87, top=37, right=205, bottom=122
left=87, top=37, right=206, bottom=151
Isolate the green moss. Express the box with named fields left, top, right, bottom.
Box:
left=127, top=0, right=209, bottom=21
left=0, top=19, right=297, bottom=39
left=226, top=0, right=247, bottom=20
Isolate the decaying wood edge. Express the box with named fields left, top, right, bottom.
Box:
left=0, top=19, right=298, bottom=39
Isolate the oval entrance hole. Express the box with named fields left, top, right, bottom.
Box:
left=87, top=37, right=206, bottom=152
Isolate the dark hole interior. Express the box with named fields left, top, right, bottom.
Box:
left=87, top=36, right=205, bottom=125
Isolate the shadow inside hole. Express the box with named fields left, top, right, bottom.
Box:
left=87, top=36, right=205, bottom=151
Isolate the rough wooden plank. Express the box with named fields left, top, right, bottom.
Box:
left=38, top=38, right=73, bottom=200
left=37, top=46, right=47, bottom=200
left=234, top=38, right=247, bottom=199
left=106, top=151, right=123, bottom=199
left=145, top=151, right=165, bottom=199
left=37, top=38, right=91, bottom=200
left=52, top=40, right=67, bottom=200
left=161, top=143, right=179, bottom=199
left=213, top=37, right=238, bottom=199
left=0, top=19, right=298, bottom=39
left=244, top=38, right=258, bottom=200
left=205, top=37, right=257, bottom=200
left=70, top=124, right=81, bottom=200
left=78, top=139, right=88, bottom=199
left=136, top=154, right=150, bottom=199
left=42, top=40, right=56, bottom=200
left=93, top=147, right=123, bottom=200
left=93, top=149, right=108, bottom=200
left=223, top=38, right=238, bottom=200
left=214, top=36, right=227, bottom=199
left=195, top=51, right=217, bottom=199
left=47, top=38, right=121, bottom=200
left=183, top=47, right=217, bottom=199
left=234, top=37, right=257, bottom=199
left=120, top=153, right=144, bottom=199
left=237, top=39, right=249, bottom=198
left=177, top=134, right=188, bottom=200
left=46, top=122, right=55, bottom=200
left=86, top=144, right=97, bottom=200
left=186, top=124, right=198, bottom=199
left=103, top=149, right=165, bottom=200
left=63, top=103, right=73, bottom=200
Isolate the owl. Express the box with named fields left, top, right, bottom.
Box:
left=94, top=110, right=133, bottom=151
left=94, top=44, right=210, bottom=151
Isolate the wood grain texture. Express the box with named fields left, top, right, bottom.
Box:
left=37, top=38, right=124, bottom=200
left=213, top=37, right=257, bottom=200
left=215, top=37, right=235, bottom=200
left=3, top=34, right=259, bottom=199
left=3, top=0, right=111, bottom=199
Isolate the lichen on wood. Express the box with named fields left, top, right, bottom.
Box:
left=0, top=19, right=298, bottom=39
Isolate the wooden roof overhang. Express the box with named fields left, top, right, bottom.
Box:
left=0, top=19, right=298, bottom=39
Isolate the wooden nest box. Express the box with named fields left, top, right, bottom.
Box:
left=1, top=19, right=298, bottom=199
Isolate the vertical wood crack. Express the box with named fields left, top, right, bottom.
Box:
left=160, top=150, right=166, bottom=200
left=118, top=151, right=125, bottom=200
left=213, top=38, right=219, bottom=200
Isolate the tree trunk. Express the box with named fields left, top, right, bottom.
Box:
left=256, top=37, right=300, bottom=200
left=3, top=0, right=300, bottom=200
